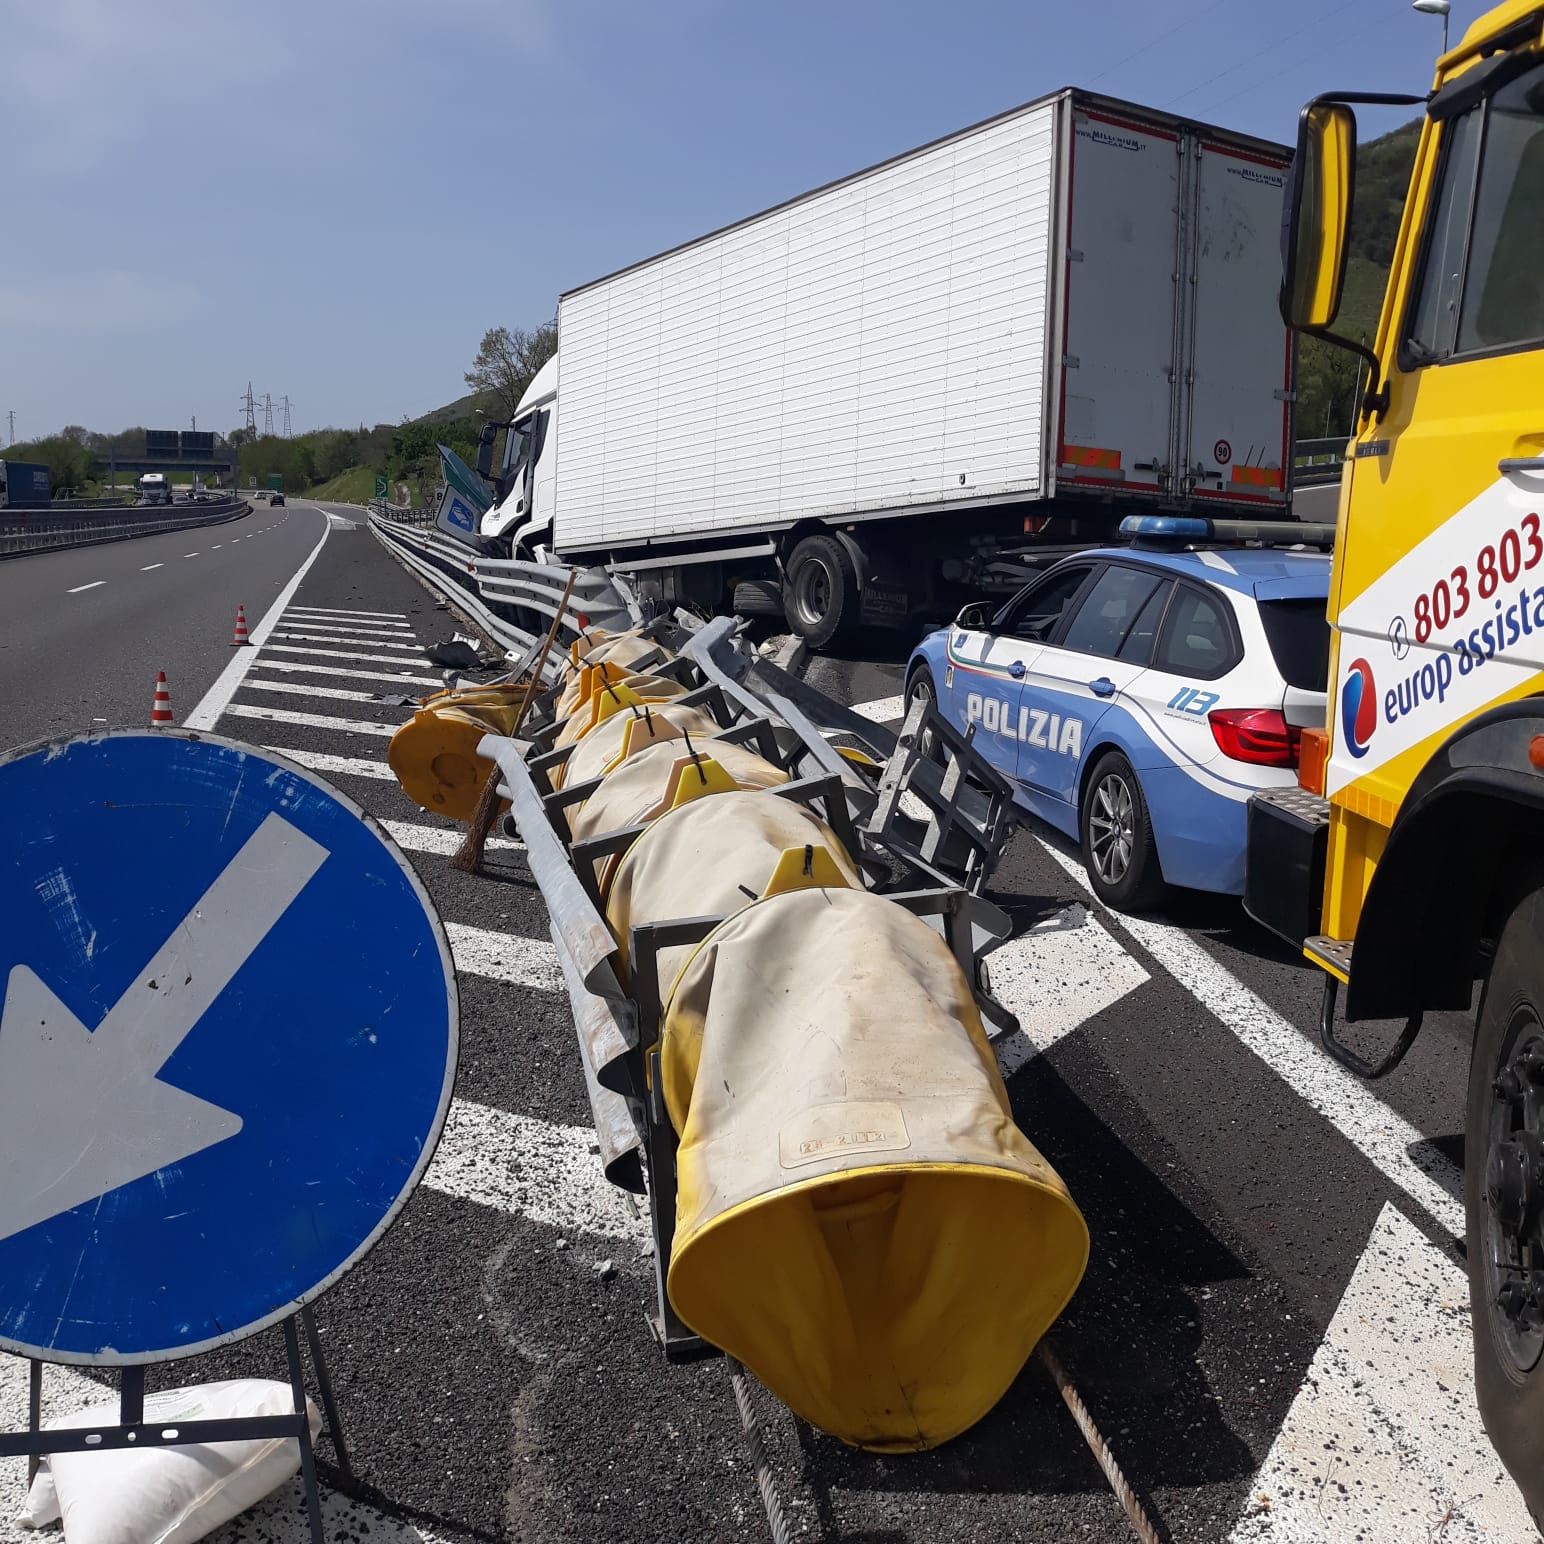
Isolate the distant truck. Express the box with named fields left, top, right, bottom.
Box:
left=469, top=88, right=1296, bottom=646
left=137, top=473, right=172, bottom=506
left=0, top=461, right=51, bottom=510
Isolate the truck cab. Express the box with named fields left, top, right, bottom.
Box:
left=479, top=355, right=558, bottom=557
left=1246, top=2, right=1544, bottom=1518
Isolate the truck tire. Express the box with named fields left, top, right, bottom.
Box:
left=784, top=534, right=857, bottom=649
left=1079, top=750, right=1165, bottom=912
left=732, top=578, right=785, bottom=619
left=1467, top=873, right=1544, bottom=1529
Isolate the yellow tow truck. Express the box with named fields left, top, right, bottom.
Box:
left=1245, top=0, right=1544, bottom=1519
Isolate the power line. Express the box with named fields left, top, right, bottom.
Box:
left=1206, top=8, right=1389, bottom=115
left=1084, top=0, right=1235, bottom=89
left=1161, top=0, right=1358, bottom=110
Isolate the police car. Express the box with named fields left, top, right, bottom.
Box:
left=905, top=517, right=1331, bottom=909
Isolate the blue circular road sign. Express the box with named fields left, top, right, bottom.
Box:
left=0, top=731, right=458, bottom=1364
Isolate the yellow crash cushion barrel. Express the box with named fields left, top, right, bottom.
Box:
left=553, top=672, right=688, bottom=750
left=604, top=787, right=858, bottom=987
left=556, top=640, right=672, bottom=719
left=660, top=886, right=1089, bottom=1452
left=388, top=691, right=532, bottom=822
left=566, top=626, right=664, bottom=676
left=569, top=741, right=790, bottom=904
left=558, top=701, right=721, bottom=796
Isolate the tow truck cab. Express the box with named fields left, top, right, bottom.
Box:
left=1245, top=1, right=1544, bottom=1520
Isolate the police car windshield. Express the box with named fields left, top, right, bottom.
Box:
left=1258, top=598, right=1330, bottom=689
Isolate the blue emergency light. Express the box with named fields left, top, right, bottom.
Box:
left=1120, top=514, right=1335, bottom=550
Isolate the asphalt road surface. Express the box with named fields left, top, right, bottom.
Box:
left=0, top=504, right=1535, bottom=1544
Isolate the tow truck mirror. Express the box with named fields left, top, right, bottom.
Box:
left=955, top=601, right=991, bottom=632
left=1282, top=99, right=1356, bottom=332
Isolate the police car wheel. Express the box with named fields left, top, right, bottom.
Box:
left=1080, top=751, right=1164, bottom=911
left=1467, top=875, right=1544, bottom=1528
left=784, top=534, right=857, bottom=648
left=904, top=665, right=944, bottom=764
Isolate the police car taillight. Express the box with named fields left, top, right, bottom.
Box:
left=1208, top=708, right=1301, bottom=768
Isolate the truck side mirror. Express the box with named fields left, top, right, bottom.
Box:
left=1281, top=99, right=1356, bottom=332
left=475, top=421, right=497, bottom=480
left=955, top=601, right=991, bottom=632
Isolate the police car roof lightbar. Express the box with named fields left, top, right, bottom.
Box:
left=1119, top=515, right=1335, bottom=551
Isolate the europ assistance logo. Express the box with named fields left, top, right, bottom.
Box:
left=1340, top=658, right=1376, bottom=759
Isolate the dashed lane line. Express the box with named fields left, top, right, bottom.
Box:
left=241, top=677, right=396, bottom=706
left=265, top=642, right=438, bottom=669
left=66, top=581, right=103, bottom=593
left=269, top=631, right=421, bottom=651
left=253, top=658, right=440, bottom=688
left=425, top=1100, right=645, bottom=1242
left=1037, top=839, right=1466, bottom=1239
left=986, top=905, right=1150, bottom=1077
left=263, top=746, right=396, bottom=781
left=222, top=703, right=398, bottom=738
left=444, top=922, right=562, bottom=991
left=288, top=604, right=406, bottom=619
left=139, top=562, right=163, bottom=571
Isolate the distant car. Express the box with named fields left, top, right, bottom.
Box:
left=271, top=492, right=285, bottom=506
left=904, top=518, right=1331, bottom=909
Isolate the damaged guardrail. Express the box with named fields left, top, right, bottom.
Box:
left=377, top=602, right=1090, bottom=1456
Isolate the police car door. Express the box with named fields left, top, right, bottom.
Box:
left=951, top=563, right=1098, bottom=777
left=1015, top=563, right=1173, bottom=805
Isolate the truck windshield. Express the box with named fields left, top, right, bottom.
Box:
left=1258, top=598, right=1330, bottom=690
left=1406, top=59, right=1544, bottom=361
left=503, top=421, right=531, bottom=483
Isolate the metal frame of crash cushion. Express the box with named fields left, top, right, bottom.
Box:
left=2, top=1307, right=352, bottom=1544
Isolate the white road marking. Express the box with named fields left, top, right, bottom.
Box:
left=139, top=562, right=164, bottom=571
left=425, top=1099, right=645, bottom=1243
left=445, top=922, right=561, bottom=990
left=0, top=1355, right=466, bottom=1544
left=383, top=820, right=521, bottom=858
left=185, top=510, right=332, bottom=731
left=184, top=552, right=198, bottom=557
left=1038, top=840, right=1466, bottom=1239
left=986, top=904, right=1150, bottom=1076
left=66, top=581, right=103, bottom=593
left=262, top=745, right=397, bottom=781
left=850, top=694, right=905, bottom=724
left=212, top=544, right=222, bottom=549
left=241, top=677, right=393, bottom=705
left=1230, top=1203, right=1535, bottom=1543
left=253, top=658, right=440, bottom=687
left=284, top=610, right=411, bottom=629
left=265, top=641, right=434, bottom=668
left=270, top=630, right=420, bottom=651
left=222, top=703, right=398, bottom=738
left=289, top=604, right=406, bottom=619
left=277, top=619, right=416, bottom=639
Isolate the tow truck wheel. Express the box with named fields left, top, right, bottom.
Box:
left=1467, top=876, right=1544, bottom=1528
left=1079, top=751, right=1165, bottom=912
left=784, top=534, right=857, bottom=648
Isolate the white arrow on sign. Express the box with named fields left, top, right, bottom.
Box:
left=0, top=811, right=327, bottom=1244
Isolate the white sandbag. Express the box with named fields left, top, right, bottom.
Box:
left=17, top=1378, right=321, bottom=1544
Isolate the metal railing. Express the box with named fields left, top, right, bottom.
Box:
left=0, top=500, right=251, bottom=559
left=1294, top=436, right=1350, bottom=488
left=368, top=511, right=637, bottom=662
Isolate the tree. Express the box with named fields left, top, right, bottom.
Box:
left=464, top=319, right=558, bottom=424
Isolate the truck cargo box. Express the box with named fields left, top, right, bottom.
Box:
left=553, top=89, right=1292, bottom=557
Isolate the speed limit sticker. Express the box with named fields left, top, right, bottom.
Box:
left=1213, top=439, right=1232, bottom=466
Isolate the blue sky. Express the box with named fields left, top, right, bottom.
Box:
left=1, top=0, right=1479, bottom=442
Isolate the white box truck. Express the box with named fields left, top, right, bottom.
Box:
left=474, top=88, right=1295, bottom=646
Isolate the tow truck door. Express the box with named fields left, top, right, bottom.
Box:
left=1324, top=61, right=1544, bottom=858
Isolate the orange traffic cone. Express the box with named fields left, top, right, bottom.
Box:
left=151, top=671, right=173, bottom=725
left=230, top=605, right=251, bottom=646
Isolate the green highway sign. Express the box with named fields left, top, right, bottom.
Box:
left=374, top=476, right=389, bottom=498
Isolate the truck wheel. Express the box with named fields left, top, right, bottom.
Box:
left=1079, top=751, right=1165, bottom=911
left=784, top=534, right=857, bottom=648
left=1467, top=875, right=1544, bottom=1529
